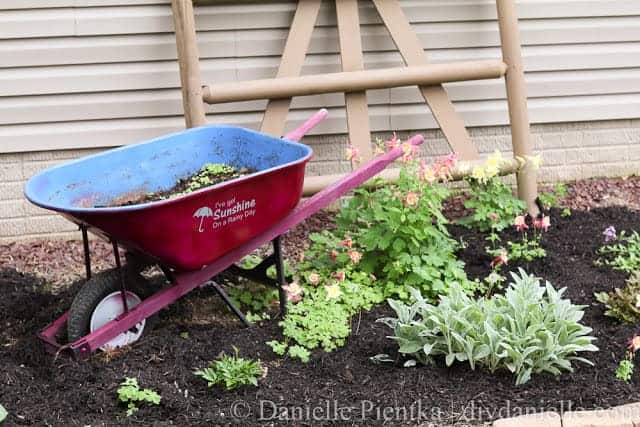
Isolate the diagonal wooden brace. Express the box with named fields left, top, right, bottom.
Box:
left=372, top=0, right=479, bottom=160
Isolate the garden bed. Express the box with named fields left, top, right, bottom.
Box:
left=1, top=203, right=639, bottom=426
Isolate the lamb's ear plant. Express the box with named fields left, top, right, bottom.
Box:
left=117, top=377, right=161, bottom=417
left=0, top=404, right=7, bottom=424
left=378, top=269, right=598, bottom=385
left=194, top=347, right=264, bottom=390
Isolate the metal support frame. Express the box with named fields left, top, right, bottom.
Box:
left=171, top=0, right=538, bottom=210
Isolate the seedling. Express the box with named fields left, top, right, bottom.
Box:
left=117, top=377, right=161, bottom=416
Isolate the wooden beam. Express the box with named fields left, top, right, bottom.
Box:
left=371, top=0, right=479, bottom=160
left=336, top=0, right=373, bottom=163
left=496, top=0, right=537, bottom=214
left=303, top=158, right=520, bottom=196
left=203, top=60, right=507, bottom=103
left=171, top=0, right=206, bottom=128
left=260, top=0, right=322, bottom=137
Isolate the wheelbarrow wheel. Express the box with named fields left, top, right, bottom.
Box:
left=67, top=268, right=159, bottom=349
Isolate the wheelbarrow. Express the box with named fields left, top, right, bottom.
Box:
left=24, top=109, right=424, bottom=359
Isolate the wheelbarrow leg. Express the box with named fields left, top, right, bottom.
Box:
left=80, top=225, right=91, bottom=280
left=112, top=240, right=130, bottom=314
left=272, top=236, right=288, bottom=317
left=210, top=281, right=251, bottom=327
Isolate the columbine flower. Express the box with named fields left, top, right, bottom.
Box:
left=325, top=283, right=342, bottom=300
left=417, top=160, right=436, bottom=185
left=629, top=335, right=640, bottom=353
left=308, top=272, right=320, bottom=286
left=374, top=145, right=385, bottom=156
left=484, top=151, right=502, bottom=178
left=404, top=191, right=420, bottom=207
left=345, top=145, right=361, bottom=163
left=370, top=274, right=377, bottom=282
left=400, top=142, right=415, bottom=163
left=488, top=213, right=500, bottom=222
left=330, top=250, right=338, bottom=261
left=332, top=271, right=346, bottom=281
left=533, top=215, right=550, bottom=232
left=471, top=166, right=487, bottom=184
left=490, top=252, right=508, bottom=267
left=342, top=236, right=353, bottom=248
left=386, top=133, right=401, bottom=150
left=348, top=249, right=362, bottom=264
left=283, top=281, right=303, bottom=303
left=514, top=214, right=529, bottom=232
left=604, top=226, right=617, bottom=242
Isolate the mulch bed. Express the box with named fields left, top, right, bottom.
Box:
left=2, top=183, right=640, bottom=425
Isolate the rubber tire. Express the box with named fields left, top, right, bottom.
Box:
left=67, top=268, right=159, bottom=345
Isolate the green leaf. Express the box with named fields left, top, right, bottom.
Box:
left=0, top=404, right=7, bottom=423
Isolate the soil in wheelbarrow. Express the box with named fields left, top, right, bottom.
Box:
left=105, top=162, right=255, bottom=207
left=1, top=206, right=640, bottom=426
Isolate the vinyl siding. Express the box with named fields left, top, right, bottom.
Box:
left=1, top=0, right=640, bottom=153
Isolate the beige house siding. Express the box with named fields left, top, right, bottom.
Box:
left=1, top=0, right=640, bottom=241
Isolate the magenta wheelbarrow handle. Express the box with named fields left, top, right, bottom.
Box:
left=283, top=108, right=329, bottom=142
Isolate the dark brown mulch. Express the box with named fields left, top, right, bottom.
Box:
left=1, top=206, right=639, bottom=426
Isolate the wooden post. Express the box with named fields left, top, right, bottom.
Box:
left=260, top=0, right=322, bottom=137
left=336, top=0, right=373, bottom=163
left=172, top=0, right=206, bottom=128
left=496, top=0, right=537, bottom=214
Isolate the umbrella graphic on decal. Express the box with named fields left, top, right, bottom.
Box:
left=193, top=206, right=213, bottom=232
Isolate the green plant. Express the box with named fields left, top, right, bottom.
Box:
left=288, top=345, right=311, bottom=363
left=597, top=231, right=640, bottom=274
left=561, top=207, right=572, bottom=218
left=0, top=404, right=7, bottom=424
left=266, top=340, right=287, bottom=356
left=616, top=335, right=640, bottom=382
left=458, top=151, right=526, bottom=232
left=194, top=347, right=263, bottom=390
left=617, top=359, right=634, bottom=382
left=595, top=273, right=640, bottom=324
left=538, top=183, right=568, bottom=210
left=335, top=154, right=473, bottom=300
left=378, top=269, right=598, bottom=385
left=117, top=377, right=161, bottom=417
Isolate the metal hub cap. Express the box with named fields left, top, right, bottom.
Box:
left=89, top=291, right=145, bottom=350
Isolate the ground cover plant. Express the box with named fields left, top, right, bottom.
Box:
left=378, top=269, right=597, bottom=385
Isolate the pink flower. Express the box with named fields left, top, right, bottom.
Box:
left=488, top=213, right=500, bottom=222
left=345, top=145, right=361, bottom=163
left=308, top=273, right=320, bottom=286
left=514, top=214, right=528, bottom=232
left=342, top=236, right=353, bottom=248
left=417, top=160, right=436, bottom=185
left=404, top=191, right=420, bottom=207
left=283, top=281, right=303, bottom=303
left=400, top=142, right=415, bottom=163
left=385, top=133, right=401, bottom=151
left=532, top=215, right=550, bottom=232
left=629, top=335, right=640, bottom=353
left=348, top=249, right=362, bottom=264
left=330, top=250, right=338, bottom=261
left=490, top=252, right=508, bottom=267
left=332, top=271, right=346, bottom=281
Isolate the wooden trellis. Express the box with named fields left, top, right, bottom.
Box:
left=170, top=0, right=537, bottom=212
